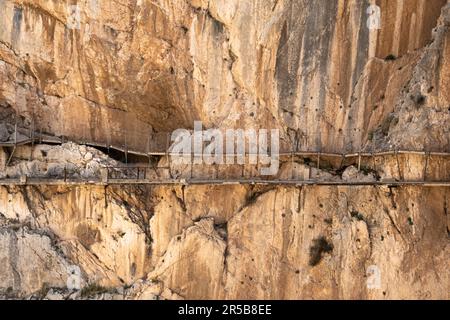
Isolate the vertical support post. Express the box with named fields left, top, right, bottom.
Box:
left=215, top=163, right=219, bottom=180
left=358, top=152, right=362, bottom=171
left=125, top=133, right=128, bottom=164
left=31, top=118, right=35, bottom=146
left=166, top=132, right=170, bottom=154
left=82, top=124, right=85, bottom=145
left=7, top=121, right=18, bottom=166
left=30, top=119, right=34, bottom=161
left=64, top=165, right=67, bottom=182
left=317, top=152, right=321, bottom=169
left=147, top=135, right=151, bottom=166
left=423, top=152, right=429, bottom=182
left=291, top=151, right=294, bottom=180
left=339, top=154, right=345, bottom=171
left=395, top=150, right=402, bottom=181
left=101, top=168, right=109, bottom=184
left=14, top=122, right=17, bottom=146
left=372, top=153, right=376, bottom=172
left=165, top=132, right=171, bottom=179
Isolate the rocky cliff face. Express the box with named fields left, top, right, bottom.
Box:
left=0, top=0, right=449, bottom=299
left=0, top=184, right=448, bottom=299
left=1, top=0, right=449, bottom=151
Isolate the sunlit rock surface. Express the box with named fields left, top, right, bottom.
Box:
left=0, top=0, right=449, bottom=300
left=1, top=0, right=448, bottom=151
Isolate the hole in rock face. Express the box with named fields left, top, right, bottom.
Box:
left=411, top=94, right=426, bottom=107
left=214, top=222, right=228, bottom=241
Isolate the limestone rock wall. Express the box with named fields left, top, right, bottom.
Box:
left=0, top=0, right=449, bottom=300
left=0, top=184, right=448, bottom=299
left=0, top=0, right=449, bottom=152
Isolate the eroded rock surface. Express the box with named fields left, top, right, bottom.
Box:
left=0, top=183, right=448, bottom=299
left=0, top=0, right=449, bottom=300
left=0, top=0, right=449, bottom=152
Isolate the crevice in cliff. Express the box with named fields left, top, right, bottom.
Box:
left=16, top=2, right=66, bottom=26
left=243, top=186, right=275, bottom=208
left=350, top=210, right=374, bottom=258
left=108, top=186, right=154, bottom=247
left=382, top=188, right=406, bottom=243
left=172, top=186, right=187, bottom=213
left=8, top=230, right=21, bottom=292
left=18, top=186, right=46, bottom=227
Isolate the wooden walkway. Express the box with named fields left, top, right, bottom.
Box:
left=0, top=177, right=449, bottom=187
left=1, top=124, right=449, bottom=187
left=1, top=124, right=449, bottom=158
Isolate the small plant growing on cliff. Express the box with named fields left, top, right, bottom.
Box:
left=36, top=283, right=50, bottom=299
left=379, top=113, right=399, bottom=137
left=384, top=54, right=397, bottom=61
left=80, top=283, right=109, bottom=298
left=351, top=210, right=365, bottom=221
left=367, top=130, right=374, bottom=141
left=309, top=236, right=333, bottom=266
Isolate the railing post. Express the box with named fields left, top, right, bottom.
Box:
left=423, top=152, right=430, bottom=182
left=166, top=133, right=172, bottom=179
left=20, top=174, right=27, bottom=185
left=291, top=151, right=294, bottom=180
left=31, top=118, right=35, bottom=147
left=340, top=154, right=345, bottom=170
left=147, top=135, right=151, bottom=165
left=372, top=152, right=376, bottom=172
left=395, top=149, right=402, bottom=181
left=166, top=132, right=170, bottom=154
left=14, top=122, right=17, bottom=146
left=125, top=133, right=128, bottom=164
left=29, top=119, right=34, bottom=161
left=317, top=152, right=320, bottom=169
left=358, top=151, right=362, bottom=171
left=101, top=168, right=109, bottom=184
